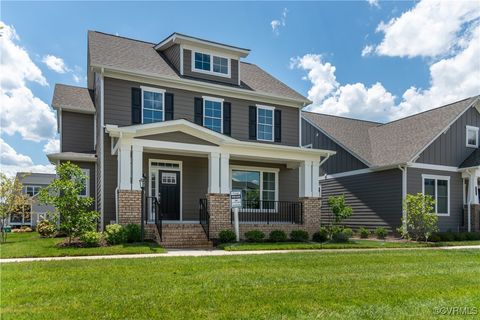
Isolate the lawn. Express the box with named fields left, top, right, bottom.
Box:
left=0, top=232, right=165, bottom=258
left=1, top=250, right=479, bottom=319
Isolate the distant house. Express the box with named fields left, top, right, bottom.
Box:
left=303, top=96, right=480, bottom=233
left=10, top=172, right=56, bottom=227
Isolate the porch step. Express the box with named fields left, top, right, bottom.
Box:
left=157, top=223, right=213, bottom=249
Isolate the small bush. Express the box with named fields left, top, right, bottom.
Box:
left=359, top=227, right=370, bottom=239
left=428, top=233, right=442, bottom=242
left=442, top=231, right=456, bottom=242
left=218, top=229, right=236, bottom=243
left=431, top=231, right=480, bottom=242
left=343, top=228, right=353, bottom=238
left=269, top=230, right=287, bottom=242
left=80, top=231, right=102, bottom=247
left=290, top=230, right=309, bottom=242
left=465, top=232, right=480, bottom=241
left=456, top=232, right=467, bottom=241
left=331, top=232, right=349, bottom=243
left=104, top=224, right=127, bottom=245
left=312, top=227, right=329, bottom=242
left=125, top=224, right=141, bottom=243
left=375, top=227, right=387, bottom=239
left=244, top=230, right=265, bottom=242
left=37, top=219, right=56, bottom=237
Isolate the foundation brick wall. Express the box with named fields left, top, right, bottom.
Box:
left=300, top=197, right=322, bottom=235
left=207, top=193, right=231, bottom=239
left=465, top=204, right=480, bottom=232
left=118, top=190, right=142, bottom=226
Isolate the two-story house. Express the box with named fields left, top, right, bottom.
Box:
left=47, top=31, right=335, bottom=247
left=302, top=96, right=480, bottom=233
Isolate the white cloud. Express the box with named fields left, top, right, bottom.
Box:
left=43, top=138, right=60, bottom=154
left=0, top=139, right=55, bottom=177
left=42, top=54, right=70, bottom=73
left=375, top=0, right=480, bottom=58
left=271, top=8, right=288, bottom=35
left=361, top=45, right=374, bottom=57
left=367, top=0, right=380, bottom=8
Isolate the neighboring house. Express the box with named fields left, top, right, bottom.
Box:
left=302, top=96, right=480, bottom=233
left=47, top=31, right=334, bottom=247
left=9, top=172, right=56, bottom=227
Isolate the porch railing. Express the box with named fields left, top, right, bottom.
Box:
left=146, top=196, right=162, bottom=242
left=199, top=198, right=210, bottom=239
left=231, top=200, right=303, bottom=224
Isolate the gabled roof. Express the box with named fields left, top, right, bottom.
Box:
left=302, top=96, right=480, bottom=168
left=460, top=149, right=480, bottom=169
left=52, top=84, right=95, bottom=113
left=87, top=31, right=307, bottom=103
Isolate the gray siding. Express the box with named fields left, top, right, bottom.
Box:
left=104, top=77, right=300, bottom=146
left=61, top=111, right=95, bottom=153
left=103, top=135, right=117, bottom=225
left=417, top=106, right=480, bottom=166
left=407, top=168, right=464, bottom=231
left=94, top=73, right=102, bottom=216
left=162, top=44, right=181, bottom=73
left=137, top=132, right=217, bottom=146
left=302, top=118, right=367, bottom=174
left=321, top=169, right=402, bottom=231
left=183, top=49, right=239, bottom=86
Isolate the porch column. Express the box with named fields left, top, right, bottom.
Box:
left=299, top=160, right=313, bottom=197
left=311, top=160, right=320, bottom=197
left=219, top=153, right=230, bottom=194
left=131, top=145, right=143, bottom=190
left=119, top=143, right=131, bottom=190
left=208, top=152, right=220, bottom=193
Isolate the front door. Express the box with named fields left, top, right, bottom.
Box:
left=158, top=170, right=180, bottom=220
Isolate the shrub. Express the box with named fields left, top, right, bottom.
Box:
left=104, top=224, right=127, bottom=245
left=359, top=227, right=370, bottom=239
left=456, top=232, right=467, bottom=241
left=125, top=224, right=141, bottom=243
left=269, top=230, right=287, bottom=242
left=218, top=229, right=236, bottom=243
left=343, top=228, right=353, bottom=238
left=429, top=233, right=442, bottom=242
left=327, top=195, right=353, bottom=224
left=290, top=230, right=309, bottom=242
left=465, top=232, right=480, bottom=241
left=331, top=232, right=349, bottom=243
left=12, top=227, right=33, bottom=233
left=312, top=227, right=329, bottom=242
left=244, top=230, right=265, bottom=242
left=442, top=231, right=456, bottom=242
left=37, top=219, right=56, bottom=237
left=375, top=227, right=387, bottom=239
left=80, top=231, right=102, bottom=247
left=399, top=193, right=438, bottom=242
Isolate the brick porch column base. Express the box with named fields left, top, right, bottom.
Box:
left=469, top=204, right=480, bottom=232
left=299, top=197, right=322, bottom=236
left=207, top=193, right=231, bottom=239
left=117, top=190, right=142, bottom=226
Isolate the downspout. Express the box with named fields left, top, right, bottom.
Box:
left=398, top=165, right=408, bottom=232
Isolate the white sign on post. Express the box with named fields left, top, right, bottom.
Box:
left=231, top=191, right=242, bottom=242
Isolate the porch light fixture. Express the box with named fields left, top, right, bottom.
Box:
left=139, top=176, right=146, bottom=189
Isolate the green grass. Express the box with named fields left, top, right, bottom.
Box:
left=0, top=232, right=165, bottom=258
left=221, top=239, right=480, bottom=251
left=2, top=250, right=479, bottom=319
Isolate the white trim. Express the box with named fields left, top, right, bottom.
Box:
left=408, top=162, right=459, bottom=172
left=100, top=72, right=105, bottom=228
left=422, top=174, right=450, bottom=216
left=192, top=50, right=231, bottom=78
left=47, top=152, right=97, bottom=163
left=149, top=159, right=183, bottom=221
left=466, top=125, right=479, bottom=148
left=202, top=96, right=224, bottom=134
left=319, top=168, right=374, bottom=180
left=140, top=86, right=166, bottom=124
left=256, top=105, right=275, bottom=142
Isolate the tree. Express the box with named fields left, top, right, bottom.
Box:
left=0, top=173, right=29, bottom=242
left=399, top=193, right=438, bottom=242
left=327, top=195, right=353, bottom=224
left=39, top=162, right=99, bottom=244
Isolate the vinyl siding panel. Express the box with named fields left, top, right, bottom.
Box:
left=183, top=49, right=239, bottom=86
left=407, top=168, right=464, bottom=231
left=321, top=169, right=402, bottom=231
left=103, top=135, right=118, bottom=225
left=417, top=106, right=480, bottom=166
left=61, top=111, right=95, bottom=153
left=162, top=44, right=181, bottom=73
left=137, top=132, right=217, bottom=145
left=302, top=119, right=367, bottom=174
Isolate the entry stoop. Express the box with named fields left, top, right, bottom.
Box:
left=156, top=223, right=213, bottom=249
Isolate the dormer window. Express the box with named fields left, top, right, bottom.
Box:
left=466, top=126, right=479, bottom=148
left=193, top=51, right=230, bottom=77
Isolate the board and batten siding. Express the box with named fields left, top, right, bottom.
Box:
left=183, top=49, right=239, bottom=86
left=416, top=106, right=480, bottom=167
left=321, top=169, right=403, bottom=231
left=103, top=77, right=300, bottom=146
left=302, top=118, right=367, bottom=175
left=162, top=44, right=181, bottom=73
left=407, top=168, right=464, bottom=231
left=61, top=111, right=95, bottom=153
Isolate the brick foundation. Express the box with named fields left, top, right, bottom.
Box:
left=117, top=190, right=142, bottom=225
left=464, top=204, right=480, bottom=232
left=299, top=197, right=322, bottom=235
left=207, top=193, right=231, bottom=239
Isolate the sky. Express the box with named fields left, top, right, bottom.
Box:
left=1, top=0, right=479, bottom=176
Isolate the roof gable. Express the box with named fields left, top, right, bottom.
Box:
left=52, top=84, right=95, bottom=113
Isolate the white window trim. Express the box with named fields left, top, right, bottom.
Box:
left=140, top=86, right=166, bottom=124
left=230, top=165, right=279, bottom=212
left=202, top=96, right=224, bottom=133
left=256, top=105, right=275, bottom=142
left=24, top=185, right=42, bottom=197
left=192, top=50, right=231, bottom=78
left=422, top=174, right=450, bottom=216
left=80, top=169, right=90, bottom=198
left=466, top=125, right=479, bottom=148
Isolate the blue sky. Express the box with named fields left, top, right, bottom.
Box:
left=1, top=1, right=479, bottom=175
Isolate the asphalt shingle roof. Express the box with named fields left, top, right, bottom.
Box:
left=460, top=148, right=480, bottom=169
left=52, top=84, right=95, bottom=113
left=303, top=96, right=479, bottom=168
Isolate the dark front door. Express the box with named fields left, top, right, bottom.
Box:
left=158, top=170, right=180, bottom=220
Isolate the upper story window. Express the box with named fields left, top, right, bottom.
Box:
left=423, top=174, right=450, bottom=216
left=78, top=169, right=90, bottom=197
left=23, top=185, right=42, bottom=197
left=141, top=86, right=165, bottom=124
left=193, top=51, right=230, bottom=77
left=466, top=125, right=479, bottom=148
left=257, top=106, right=274, bottom=142
left=203, top=97, right=223, bottom=133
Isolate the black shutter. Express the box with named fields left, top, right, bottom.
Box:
left=194, top=97, right=203, bottom=126
left=274, top=109, right=281, bottom=142
left=249, top=106, right=257, bottom=140
left=223, top=102, right=231, bottom=136
left=131, top=87, right=142, bottom=124
left=165, top=93, right=174, bottom=121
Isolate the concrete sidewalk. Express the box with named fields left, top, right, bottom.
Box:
left=1, top=245, right=479, bottom=264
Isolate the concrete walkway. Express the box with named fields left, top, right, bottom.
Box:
left=1, top=245, right=479, bottom=264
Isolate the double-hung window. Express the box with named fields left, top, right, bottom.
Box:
left=141, top=87, right=165, bottom=124
left=466, top=126, right=479, bottom=148
left=203, top=97, right=223, bottom=133
left=194, top=52, right=211, bottom=71
left=423, top=175, right=450, bottom=216
left=231, top=167, right=278, bottom=210
left=257, top=106, right=274, bottom=141
left=193, top=51, right=230, bottom=76
left=79, top=169, right=90, bottom=197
